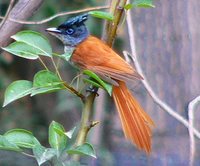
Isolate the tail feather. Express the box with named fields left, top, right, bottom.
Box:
left=113, top=81, right=154, bottom=153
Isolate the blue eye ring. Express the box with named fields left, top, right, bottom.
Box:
left=66, top=28, right=74, bottom=35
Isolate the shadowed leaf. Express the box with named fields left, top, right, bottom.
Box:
left=67, top=143, right=96, bottom=158
left=4, top=129, right=38, bottom=149
left=32, top=70, right=65, bottom=96
left=0, top=136, right=22, bottom=152
left=49, top=121, right=67, bottom=153
left=3, top=80, right=33, bottom=107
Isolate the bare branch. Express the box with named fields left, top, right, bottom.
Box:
left=0, top=5, right=109, bottom=25
left=21, top=152, right=35, bottom=158
left=188, top=96, right=200, bottom=166
left=0, top=0, right=15, bottom=28
left=0, top=0, right=44, bottom=48
left=125, top=3, right=200, bottom=140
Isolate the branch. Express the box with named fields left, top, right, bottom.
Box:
left=63, top=82, right=85, bottom=101
left=103, top=0, right=127, bottom=46
left=125, top=3, right=200, bottom=140
left=0, top=0, right=15, bottom=28
left=0, top=5, right=109, bottom=25
left=188, top=96, right=200, bottom=166
left=0, top=0, right=44, bottom=48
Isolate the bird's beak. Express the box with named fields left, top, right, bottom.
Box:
left=45, top=27, right=61, bottom=34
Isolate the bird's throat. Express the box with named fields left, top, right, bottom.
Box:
left=64, top=45, right=75, bottom=54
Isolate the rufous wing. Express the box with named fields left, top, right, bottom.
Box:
left=72, top=35, right=142, bottom=83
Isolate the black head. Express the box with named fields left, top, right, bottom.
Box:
left=46, top=13, right=89, bottom=46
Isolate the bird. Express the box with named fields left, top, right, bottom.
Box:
left=46, top=13, right=154, bottom=153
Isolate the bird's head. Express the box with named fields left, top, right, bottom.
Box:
left=46, top=13, right=89, bottom=47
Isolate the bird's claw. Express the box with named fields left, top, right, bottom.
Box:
left=86, top=87, right=99, bottom=96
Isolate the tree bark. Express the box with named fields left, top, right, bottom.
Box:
left=0, top=0, right=44, bottom=47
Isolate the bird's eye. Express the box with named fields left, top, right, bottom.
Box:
left=66, top=28, right=74, bottom=35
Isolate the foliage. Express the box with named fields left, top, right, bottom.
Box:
left=124, top=0, right=155, bottom=10
left=0, top=121, right=96, bottom=165
left=2, top=22, right=115, bottom=106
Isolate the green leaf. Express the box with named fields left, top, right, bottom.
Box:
left=0, top=135, right=22, bottom=152
left=67, top=143, right=96, bottom=158
left=83, top=78, right=102, bottom=89
left=33, top=144, right=56, bottom=166
left=65, top=127, right=76, bottom=139
left=49, top=121, right=67, bottom=152
left=124, top=4, right=134, bottom=10
left=4, top=129, right=37, bottom=149
left=2, top=42, right=39, bottom=60
left=83, top=70, right=113, bottom=96
left=31, top=87, right=63, bottom=96
left=89, top=11, right=114, bottom=21
left=32, top=70, right=64, bottom=96
left=11, top=30, right=52, bottom=57
left=33, top=70, right=63, bottom=87
left=54, top=126, right=76, bottom=140
left=133, top=0, right=155, bottom=8
left=3, top=80, right=33, bottom=107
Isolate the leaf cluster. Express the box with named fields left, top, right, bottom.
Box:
left=0, top=121, right=96, bottom=165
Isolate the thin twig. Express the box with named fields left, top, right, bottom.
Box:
left=63, top=82, right=85, bottom=101
left=21, top=152, right=35, bottom=158
left=38, top=57, right=49, bottom=71
left=0, top=5, right=109, bottom=25
left=0, top=0, right=15, bottom=28
left=70, top=73, right=82, bottom=86
left=188, top=96, right=200, bottom=166
left=50, top=57, right=62, bottom=80
left=126, top=4, right=200, bottom=139
left=39, top=57, right=84, bottom=100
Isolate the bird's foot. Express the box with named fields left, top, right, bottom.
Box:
left=86, top=87, right=99, bottom=96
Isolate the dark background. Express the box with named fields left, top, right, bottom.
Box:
left=0, top=0, right=200, bottom=165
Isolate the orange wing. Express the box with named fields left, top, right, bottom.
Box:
left=72, top=36, right=142, bottom=83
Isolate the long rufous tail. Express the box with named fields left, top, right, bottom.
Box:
left=113, top=81, right=154, bottom=153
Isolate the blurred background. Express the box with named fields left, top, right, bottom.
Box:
left=0, top=0, right=200, bottom=165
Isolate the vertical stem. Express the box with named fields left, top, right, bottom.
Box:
left=74, top=93, right=96, bottom=146
left=51, top=57, right=62, bottom=80
left=103, top=0, right=127, bottom=46
left=38, top=57, right=49, bottom=71
left=73, top=92, right=96, bottom=161
left=73, top=0, right=127, bottom=161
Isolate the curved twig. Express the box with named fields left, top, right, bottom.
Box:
left=0, top=5, right=109, bottom=25
left=125, top=5, right=200, bottom=140
left=188, top=96, right=200, bottom=166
